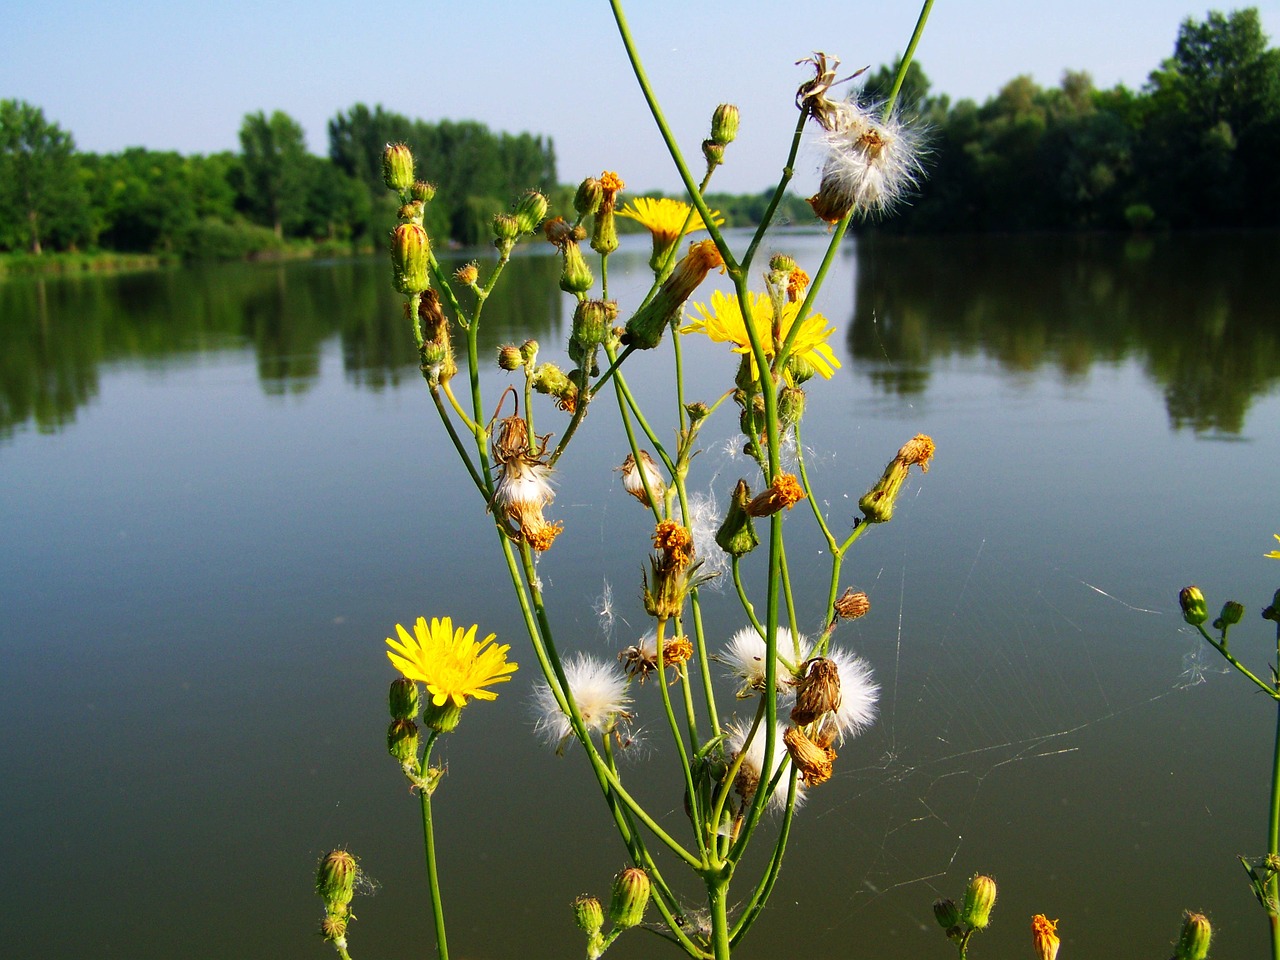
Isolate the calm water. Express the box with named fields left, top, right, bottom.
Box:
left=3, top=231, right=1279, bottom=959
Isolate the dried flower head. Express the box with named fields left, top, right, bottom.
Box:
left=815, top=646, right=878, bottom=743
left=1031, top=915, right=1060, bottom=960
left=652, top=519, right=694, bottom=569
left=833, top=587, right=871, bottom=621
left=623, top=239, right=725, bottom=350
left=491, top=418, right=562, bottom=551
left=783, top=724, right=836, bottom=786
left=746, top=473, right=807, bottom=516
left=859, top=433, right=936, bottom=524
left=619, top=632, right=693, bottom=683
left=790, top=656, right=842, bottom=725
left=795, top=52, right=866, bottom=132
left=618, top=450, right=665, bottom=507
left=809, top=99, right=925, bottom=221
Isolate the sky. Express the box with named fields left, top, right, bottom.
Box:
left=4, top=0, right=1279, bottom=195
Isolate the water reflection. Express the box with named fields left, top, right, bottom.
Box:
left=849, top=233, right=1280, bottom=433
left=3, top=234, right=1277, bottom=441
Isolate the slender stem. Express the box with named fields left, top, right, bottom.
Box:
left=429, top=387, right=487, bottom=498
left=418, top=732, right=449, bottom=960
left=730, top=773, right=798, bottom=943
left=883, top=0, right=937, bottom=117
left=731, top=557, right=764, bottom=635
left=706, top=874, right=733, bottom=960
left=1269, top=621, right=1280, bottom=958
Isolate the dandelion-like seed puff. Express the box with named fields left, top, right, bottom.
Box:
left=532, top=654, right=633, bottom=751
left=386, top=616, right=518, bottom=708
left=725, top=720, right=802, bottom=812
left=808, top=99, right=925, bottom=222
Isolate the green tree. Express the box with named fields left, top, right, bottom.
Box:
left=237, top=110, right=311, bottom=238
left=0, top=100, right=88, bottom=253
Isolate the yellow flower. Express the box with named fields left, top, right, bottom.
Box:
left=618, top=198, right=724, bottom=273
left=681, top=289, right=841, bottom=380
left=386, top=616, right=518, bottom=708
left=1267, top=534, right=1280, bottom=559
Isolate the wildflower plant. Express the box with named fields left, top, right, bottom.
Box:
left=350, top=3, right=948, bottom=959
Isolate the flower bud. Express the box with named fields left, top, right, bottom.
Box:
left=711, top=104, right=740, bottom=144
left=575, top=177, right=603, bottom=218
left=520, top=339, right=539, bottom=363
left=609, top=868, right=650, bottom=930
left=933, top=897, right=962, bottom=930
left=492, top=213, right=521, bottom=242
left=398, top=201, right=423, bottom=222
left=382, top=143, right=414, bottom=193
left=702, top=139, right=726, bottom=167
left=417, top=288, right=456, bottom=385
left=1219, top=600, right=1245, bottom=626
left=591, top=171, right=625, bottom=256
left=1179, top=586, right=1208, bottom=625
left=320, top=915, right=348, bottom=943
left=559, top=242, right=595, bottom=294
left=778, top=385, right=806, bottom=429
left=389, top=677, right=420, bottom=720
left=685, top=401, right=710, bottom=422
left=1174, top=911, right=1211, bottom=960
left=455, top=262, right=479, bottom=286
left=785, top=353, right=818, bottom=384
left=623, top=239, right=724, bottom=349
left=514, top=190, right=549, bottom=234
left=769, top=253, right=798, bottom=273
left=532, top=362, right=579, bottom=411
left=573, top=894, right=605, bottom=935
left=423, top=699, right=463, bottom=733
left=1263, top=588, right=1280, bottom=623
left=410, top=180, right=436, bottom=203
left=316, top=850, right=358, bottom=910
left=387, top=717, right=420, bottom=763
left=572, top=299, right=614, bottom=351
left=498, top=345, right=524, bottom=371
left=390, top=223, right=430, bottom=295
left=716, top=479, right=759, bottom=557
left=860, top=435, right=935, bottom=524
left=961, top=874, right=997, bottom=930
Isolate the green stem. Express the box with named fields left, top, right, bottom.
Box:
left=706, top=873, right=733, bottom=960
left=883, top=0, right=937, bottom=118
left=417, top=732, right=449, bottom=960
left=1269, top=621, right=1280, bottom=957
left=730, top=773, right=798, bottom=944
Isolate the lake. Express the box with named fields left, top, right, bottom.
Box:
left=3, top=229, right=1279, bottom=959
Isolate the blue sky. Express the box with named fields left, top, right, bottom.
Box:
left=4, top=0, right=1278, bottom=194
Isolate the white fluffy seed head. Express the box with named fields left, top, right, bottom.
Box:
left=720, top=627, right=798, bottom=698
left=725, top=719, right=803, bottom=812
left=532, top=653, right=631, bottom=748
left=817, top=99, right=925, bottom=217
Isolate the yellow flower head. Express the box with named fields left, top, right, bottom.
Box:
left=681, top=289, right=841, bottom=381
left=619, top=197, right=724, bottom=272
left=386, top=616, right=518, bottom=708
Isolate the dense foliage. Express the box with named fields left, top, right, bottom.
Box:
left=1, top=9, right=1276, bottom=260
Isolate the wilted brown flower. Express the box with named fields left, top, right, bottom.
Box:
left=783, top=724, right=836, bottom=786
left=746, top=473, right=807, bottom=517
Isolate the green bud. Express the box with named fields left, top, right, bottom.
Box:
left=1174, top=911, right=1212, bottom=960
left=769, top=253, right=798, bottom=273
left=514, top=190, right=549, bottom=234
left=933, top=897, right=962, bottom=930
left=389, top=678, right=420, bottom=720
left=702, top=139, right=725, bottom=167
left=410, top=180, right=436, bottom=203
left=492, top=213, right=521, bottom=242
left=715, top=479, right=759, bottom=557
left=1263, top=588, right=1280, bottom=623
left=591, top=209, right=618, bottom=257
left=572, top=299, right=613, bottom=350
left=423, top=699, right=463, bottom=733
left=960, top=874, right=997, bottom=931
left=316, top=850, right=358, bottom=910
left=320, top=915, right=348, bottom=943
left=573, top=894, right=605, bottom=935
left=778, top=385, right=806, bottom=430
left=382, top=143, right=415, bottom=193
left=1219, top=600, right=1245, bottom=626
left=559, top=242, right=594, bottom=294
left=390, top=223, right=430, bottom=295
left=785, top=353, right=817, bottom=384
left=711, top=103, right=740, bottom=145
left=498, top=345, right=524, bottom=371
left=608, top=868, right=650, bottom=930
left=520, top=339, right=539, bottom=363
left=575, top=177, right=603, bottom=218
left=398, top=201, right=423, bottom=222
left=685, top=401, right=710, bottom=423
left=387, top=717, right=420, bottom=763
left=1179, top=586, right=1208, bottom=626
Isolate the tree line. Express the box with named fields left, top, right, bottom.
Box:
left=863, top=7, right=1280, bottom=232
left=1, top=8, right=1276, bottom=260
left=0, top=102, right=557, bottom=258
